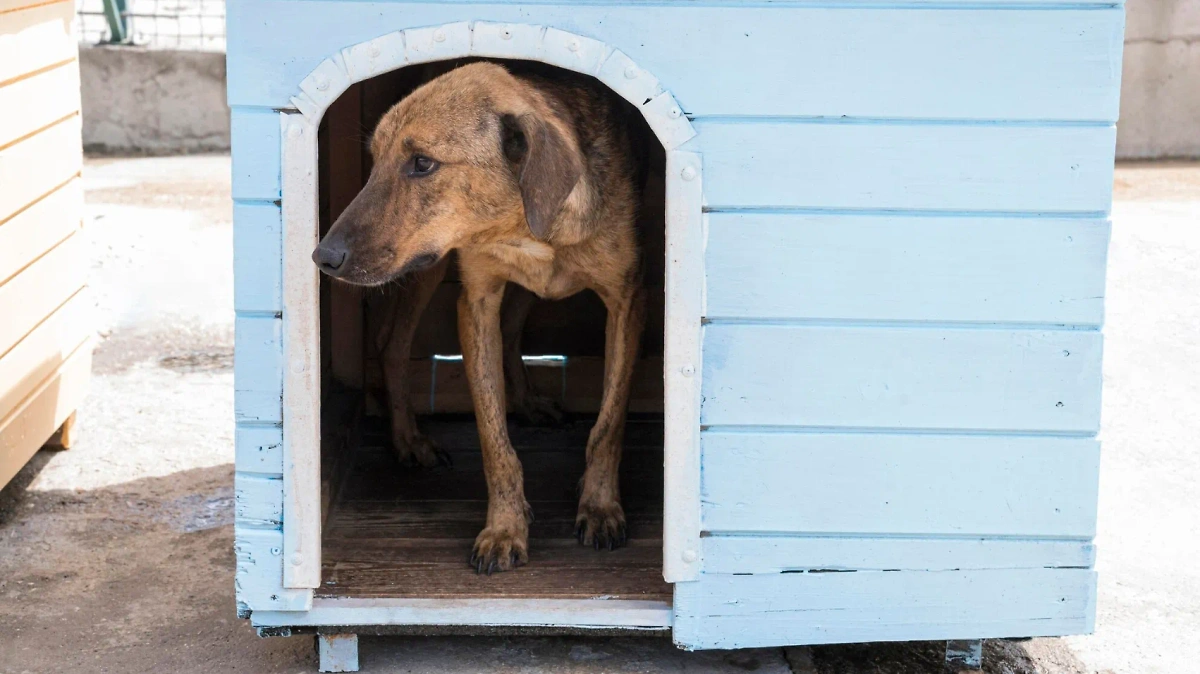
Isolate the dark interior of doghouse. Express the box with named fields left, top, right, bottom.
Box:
left=315, top=60, right=668, bottom=602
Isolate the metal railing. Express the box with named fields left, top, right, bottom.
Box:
left=75, top=0, right=226, bottom=51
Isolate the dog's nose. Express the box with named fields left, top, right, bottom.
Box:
left=312, top=243, right=347, bottom=274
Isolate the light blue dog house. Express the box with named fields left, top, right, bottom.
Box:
left=228, top=1, right=1121, bottom=670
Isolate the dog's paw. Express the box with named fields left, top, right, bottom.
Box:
left=469, top=524, right=529, bottom=575
left=575, top=500, right=627, bottom=551
left=514, top=393, right=566, bottom=427
left=391, top=433, right=452, bottom=469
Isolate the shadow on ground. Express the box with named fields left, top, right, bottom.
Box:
left=0, top=456, right=1077, bottom=674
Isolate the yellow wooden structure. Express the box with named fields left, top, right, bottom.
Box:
left=0, top=0, right=88, bottom=489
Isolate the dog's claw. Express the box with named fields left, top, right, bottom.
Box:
left=469, top=524, right=528, bottom=575
left=575, top=500, right=627, bottom=552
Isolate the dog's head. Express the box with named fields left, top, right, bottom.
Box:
left=312, top=62, right=584, bottom=285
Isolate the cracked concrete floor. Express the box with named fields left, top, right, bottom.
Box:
left=0, top=156, right=1195, bottom=673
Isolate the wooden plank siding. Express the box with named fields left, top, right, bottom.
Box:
left=226, top=3, right=1123, bottom=122
left=225, top=0, right=1115, bottom=646
left=0, top=0, right=85, bottom=489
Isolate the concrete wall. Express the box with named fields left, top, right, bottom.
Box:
left=80, top=47, right=229, bottom=154
left=78, top=2, right=1198, bottom=158
left=1118, top=0, right=1200, bottom=158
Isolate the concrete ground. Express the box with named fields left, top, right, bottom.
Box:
left=0, top=156, right=1195, bottom=673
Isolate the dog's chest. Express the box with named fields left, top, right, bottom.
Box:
left=472, top=239, right=586, bottom=300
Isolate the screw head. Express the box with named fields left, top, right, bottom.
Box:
left=682, top=549, right=698, bottom=563
left=433, top=29, right=446, bottom=43
left=568, top=40, right=580, bottom=53
left=290, top=362, right=306, bottom=374
left=314, top=75, right=329, bottom=91
left=368, top=44, right=381, bottom=57
left=500, top=28, right=512, bottom=40
left=287, top=124, right=303, bottom=139
left=669, top=106, right=682, bottom=119
left=680, top=364, right=695, bottom=377
left=270, top=547, right=282, bottom=556
left=681, top=166, right=697, bottom=182
left=624, top=65, right=639, bottom=80
left=290, top=554, right=304, bottom=566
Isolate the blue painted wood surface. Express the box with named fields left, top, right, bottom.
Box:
left=693, top=122, right=1115, bottom=212
left=234, top=316, right=283, bottom=425
left=226, top=2, right=1123, bottom=123
left=701, top=325, right=1102, bottom=433
left=230, top=108, right=281, bottom=201
left=673, top=568, right=1096, bottom=649
left=233, top=202, right=283, bottom=314
left=226, top=0, right=1117, bottom=645
left=700, top=433, right=1099, bottom=537
left=235, top=425, right=284, bottom=475
left=700, top=537, right=1095, bottom=574
left=706, top=215, right=1110, bottom=325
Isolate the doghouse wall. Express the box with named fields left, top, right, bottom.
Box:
left=230, top=1, right=1119, bottom=647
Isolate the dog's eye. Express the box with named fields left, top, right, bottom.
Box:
left=407, top=155, right=438, bottom=177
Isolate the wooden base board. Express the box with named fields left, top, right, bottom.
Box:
left=320, top=416, right=669, bottom=602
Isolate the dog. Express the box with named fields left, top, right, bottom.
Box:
left=313, top=62, right=647, bottom=573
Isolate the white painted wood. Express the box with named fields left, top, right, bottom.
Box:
left=225, top=3, right=1124, bottom=123
left=0, top=114, right=81, bottom=223
left=280, top=112, right=322, bottom=590
left=234, top=527, right=314, bottom=612
left=236, top=474, right=285, bottom=527
left=700, top=433, right=1099, bottom=537
left=597, top=48, right=664, bottom=114
left=673, top=568, right=1096, bottom=649
left=0, top=341, right=89, bottom=490
left=251, top=598, right=673, bottom=630
left=273, top=24, right=703, bottom=590
left=318, top=634, right=359, bottom=673
left=706, top=214, right=1110, bottom=326
left=235, top=425, right=284, bottom=475
left=0, top=179, right=79, bottom=286
left=0, top=232, right=87, bottom=360
left=0, top=61, right=78, bottom=149
left=701, top=537, right=1095, bottom=574
left=701, top=326, right=1103, bottom=434
left=404, top=21, right=472, bottom=67
left=662, top=150, right=703, bottom=583
left=693, top=121, right=1115, bottom=213
left=340, top=31, right=406, bottom=83
left=0, top=2, right=74, bottom=86
left=0, top=290, right=89, bottom=417
left=470, top=21, right=546, bottom=61
left=282, top=21, right=695, bottom=149
left=540, top=27, right=609, bottom=76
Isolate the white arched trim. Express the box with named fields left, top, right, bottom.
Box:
left=278, top=22, right=704, bottom=602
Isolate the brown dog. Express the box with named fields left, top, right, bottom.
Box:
left=313, top=62, right=646, bottom=573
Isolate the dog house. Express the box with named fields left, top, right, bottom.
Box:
left=1, top=0, right=87, bottom=490
left=229, top=2, right=1122, bottom=670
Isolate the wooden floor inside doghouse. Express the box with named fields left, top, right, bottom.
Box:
left=320, top=415, right=668, bottom=601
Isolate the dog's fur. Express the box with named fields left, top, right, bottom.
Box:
left=314, top=62, right=646, bottom=573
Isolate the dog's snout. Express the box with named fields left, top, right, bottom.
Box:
left=312, top=243, right=347, bottom=274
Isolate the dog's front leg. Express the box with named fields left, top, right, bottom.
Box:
left=377, top=258, right=451, bottom=468
left=501, top=284, right=565, bottom=426
left=460, top=279, right=531, bottom=573
left=576, top=286, right=646, bottom=550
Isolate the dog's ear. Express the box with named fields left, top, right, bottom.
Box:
left=500, top=113, right=582, bottom=240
